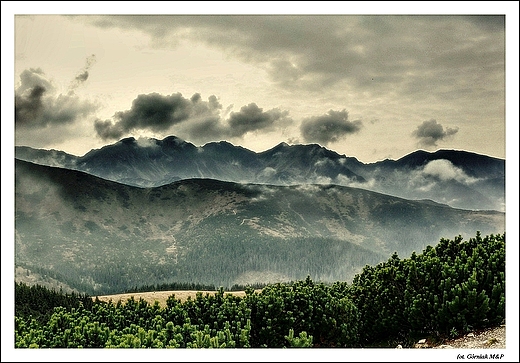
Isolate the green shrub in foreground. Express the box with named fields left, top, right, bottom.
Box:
left=246, top=277, right=359, bottom=347
left=15, top=232, right=505, bottom=348
left=351, top=232, right=505, bottom=344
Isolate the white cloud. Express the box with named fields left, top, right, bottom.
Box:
left=136, top=137, right=159, bottom=149
left=421, top=159, right=479, bottom=184
left=259, top=167, right=277, bottom=179
left=314, top=176, right=333, bottom=185
left=295, top=184, right=323, bottom=193
left=336, top=174, right=376, bottom=189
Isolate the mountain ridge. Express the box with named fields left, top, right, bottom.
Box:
left=15, top=135, right=505, bottom=211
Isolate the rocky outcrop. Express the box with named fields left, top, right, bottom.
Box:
left=410, top=325, right=506, bottom=349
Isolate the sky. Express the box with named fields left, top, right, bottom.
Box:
left=3, top=2, right=520, bottom=361
left=4, top=2, right=518, bottom=165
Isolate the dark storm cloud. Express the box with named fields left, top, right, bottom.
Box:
left=95, top=92, right=199, bottom=140
left=95, top=92, right=293, bottom=142
left=83, top=15, right=505, bottom=99
left=114, top=93, right=191, bottom=130
left=300, top=109, right=362, bottom=145
left=412, top=119, right=459, bottom=147
left=94, top=119, right=125, bottom=141
left=178, top=117, right=228, bottom=141
left=175, top=102, right=293, bottom=144
left=15, top=68, right=98, bottom=128
left=15, top=85, right=46, bottom=124
left=16, top=67, right=53, bottom=94
left=227, top=103, right=290, bottom=137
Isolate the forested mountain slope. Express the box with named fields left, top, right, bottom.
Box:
left=15, top=159, right=504, bottom=294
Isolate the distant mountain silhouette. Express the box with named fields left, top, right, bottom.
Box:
left=15, top=135, right=505, bottom=211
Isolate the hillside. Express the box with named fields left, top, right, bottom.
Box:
left=15, top=159, right=504, bottom=295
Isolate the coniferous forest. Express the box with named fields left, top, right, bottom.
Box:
left=15, top=232, right=505, bottom=348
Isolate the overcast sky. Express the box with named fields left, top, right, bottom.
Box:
left=4, top=3, right=517, bottom=164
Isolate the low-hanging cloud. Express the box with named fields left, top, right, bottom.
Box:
left=300, top=109, right=362, bottom=145
left=95, top=93, right=293, bottom=142
left=15, top=68, right=98, bottom=128
left=258, top=167, right=277, bottom=179
left=421, top=159, right=479, bottom=184
left=227, top=103, right=291, bottom=137
left=412, top=119, right=459, bottom=147
left=94, top=92, right=217, bottom=140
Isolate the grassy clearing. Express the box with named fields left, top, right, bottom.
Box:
left=92, top=290, right=256, bottom=307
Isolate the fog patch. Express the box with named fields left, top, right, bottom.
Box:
left=336, top=174, right=376, bottom=189
left=314, top=176, right=333, bottom=185
left=294, top=184, right=323, bottom=193
left=244, top=184, right=275, bottom=202
left=259, top=167, right=277, bottom=178
left=314, top=158, right=335, bottom=168
left=417, top=182, right=435, bottom=192
left=136, top=137, right=160, bottom=149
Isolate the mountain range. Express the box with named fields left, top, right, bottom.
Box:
left=15, top=136, right=505, bottom=211
left=15, top=137, right=505, bottom=294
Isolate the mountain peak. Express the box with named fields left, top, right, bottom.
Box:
left=162, top=135, right=185, bottom=143
left=119, top=137, right=137, bottom=145
left=256, top=142, right=288, bottom=156
left=268, top=142, right=291, bottom=151
left=160, top=135, right=191, bottom=148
